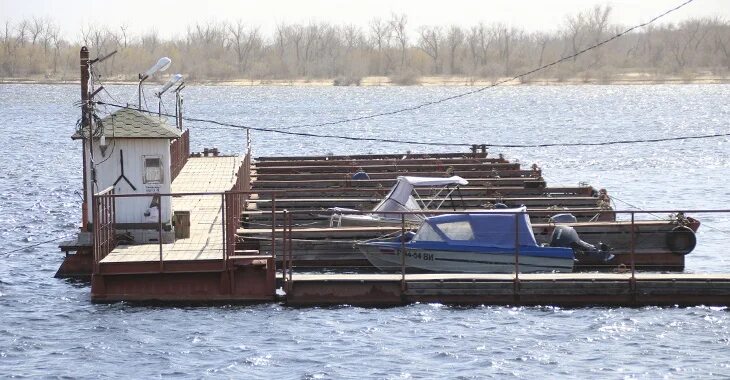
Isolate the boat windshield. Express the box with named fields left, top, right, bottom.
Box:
left=413, top=223, right=443, bottom=242
left=436, top=220, right=474, bottom=240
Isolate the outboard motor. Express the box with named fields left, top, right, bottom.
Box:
left=550, top=225, right=614, bottom=264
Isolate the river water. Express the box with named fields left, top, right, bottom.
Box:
left=0, top=83, right=728, bottom=378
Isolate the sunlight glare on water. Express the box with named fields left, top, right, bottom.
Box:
left=0, top=84, right=728, bottom=378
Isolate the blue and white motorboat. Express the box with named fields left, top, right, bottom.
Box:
left=357, top=207, right=612, bottom=273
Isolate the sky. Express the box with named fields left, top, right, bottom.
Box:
left=1, top=0, right=728, bottom=40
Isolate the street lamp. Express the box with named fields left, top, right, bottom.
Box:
left=173, top=82, right=186, bottom=129
left=155, top=73, right=183, bottom=116
left=138, top=57, right=171, bottom=110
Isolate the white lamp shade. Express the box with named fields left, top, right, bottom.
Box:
left=158, top=74, right=184, bottom=95
left=143, top=57, right=172, bottom=77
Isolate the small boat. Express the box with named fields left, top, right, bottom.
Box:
left=358, top=207, right=613, bottom=273
left=325, top=175, right=468, bottom=227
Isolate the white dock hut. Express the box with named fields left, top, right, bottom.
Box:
left=73, top=108, right=182, bottom=243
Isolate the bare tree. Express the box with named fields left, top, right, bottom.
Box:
left=389, top=13, right=408, bottom=68
left=369, top=18, right=390, bottom=74
left=1, top=11, right=729, bottom=82
left=119, top=25, right=129, bottom=48
left=446, top=26, right=464, bottom=74
left=228, top=21, right=261, bottom=74
left=418, top=26, right=441, bottom=73
left=15, top=20, right=28, bottom=47
left=29, top=17, right=45, bottom=46
left=564, top=11, right=586, bottom=63
left=467, top=23, right=491, bottom=71
left=586, top=5, right=612, bottom=65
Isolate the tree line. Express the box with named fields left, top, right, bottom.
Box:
left=1, top=6, right=729, bottom=84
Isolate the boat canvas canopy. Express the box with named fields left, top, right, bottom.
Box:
left=371, top=176, right=468, bottom=216
left=414, top=207, right=539, bottom=248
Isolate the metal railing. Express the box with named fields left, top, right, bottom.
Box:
left=92, top=186, right=116, bottom=273
left=170, top=129, right=190, bottom=182
left=274, top=207, right=720, bottom=293
left=90, top=183, right=723, bottom=297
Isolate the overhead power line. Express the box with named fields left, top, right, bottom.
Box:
left=277, top=0, right=697, bottom=131
left=95, top=1, right=715, bottom=149
left=96, top=101, right=729, bottom=148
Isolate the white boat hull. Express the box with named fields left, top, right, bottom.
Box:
left=358, top=245, right=574, bottom=273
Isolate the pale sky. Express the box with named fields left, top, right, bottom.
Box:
left=1, top=0, right=728, bottom=40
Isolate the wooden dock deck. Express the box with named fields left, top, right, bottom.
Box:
left=100, top=156, right=242, bottom=263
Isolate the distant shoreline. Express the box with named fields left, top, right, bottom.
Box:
left=1, top=74, right=728, bottom=86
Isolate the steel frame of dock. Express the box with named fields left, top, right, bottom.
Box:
left=77, top=149, right=730, bottom=306
left=283, top=273, right=730, bottom=307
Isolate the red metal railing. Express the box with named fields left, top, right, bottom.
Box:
left=274, top=207, right=717, bottom=292
left=170, top=129, right=190, bottom=182
left=224, top=130, right=252, bottom=259
left=92, top=186, right=116, bottom=274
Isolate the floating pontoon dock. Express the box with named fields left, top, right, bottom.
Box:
left=60, top=46, right=722, bottom=305
left=284, top=273, right=730, bottom=307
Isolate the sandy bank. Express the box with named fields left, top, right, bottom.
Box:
left=1, top=74, right=728, bottom=86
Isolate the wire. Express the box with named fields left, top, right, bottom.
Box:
left=91, top=66, right=123, bottom=105
left=278, top=0, right=697, bottom=131
left=88, top=2, right=713, bottom=148
left=141, top=87, right=151, bottom=112
left=96, top=101, right=730, bottom=148
left=1, top=234, right=76, bottom=255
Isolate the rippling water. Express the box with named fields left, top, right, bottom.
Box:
left=0, top=84, right=729, bottom=378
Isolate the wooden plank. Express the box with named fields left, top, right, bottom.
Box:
left=251, top=177, right=544, bottom=189
left=254, top=158, right=510, bottom=167
left=255, top=152, right=497, bottom=162
left=253, top=162, right=525, bottom=174
left=253, top=169, right=539, bottom=180
left=247, top=196, right=601, bottom=209
left=256, top=186, right=595, bottom=198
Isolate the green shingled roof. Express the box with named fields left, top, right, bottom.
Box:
left=72, top=108, right=182, bottom=140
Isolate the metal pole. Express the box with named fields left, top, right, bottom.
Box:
left=630, top=211, right=636, bottom=295
left=514, top=210, right=520, bottom=296
left=282, top=210, right=288, bottom=283
left=80, top=47, right=90, bottom=231
left=288, top=211, right=293, bottom=284
left=158, top=195, right=163, bottom=273
left=271, top=195, right=277, bottom=267
left=222, top=193, right=227, bottom=262
left=400, top=213, right=406, bottom=291
left=138, top=74, right=147, bottom=110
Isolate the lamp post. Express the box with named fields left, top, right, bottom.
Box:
left=138, top=57, right=171, bottom=110
left=155, top=74, right=183, bottom=116
left=173, top=82, right=186, bottom=129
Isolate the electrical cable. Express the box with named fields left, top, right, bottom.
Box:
left=277, top=0, right=697, bottom=131
left=89, top=2, right=713, bottom=149
left=96, top=101, right=730, bottom=148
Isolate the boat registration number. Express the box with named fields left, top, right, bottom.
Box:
left=406, top=250, right=434, bottom=261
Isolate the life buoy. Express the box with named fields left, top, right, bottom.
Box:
left=666, top=225, right=697, bottom=255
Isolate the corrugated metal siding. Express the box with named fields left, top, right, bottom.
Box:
left=84, top=138, right=172, bottom=226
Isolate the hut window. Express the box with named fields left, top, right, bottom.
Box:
left=144, top=156, right=163, bottom=183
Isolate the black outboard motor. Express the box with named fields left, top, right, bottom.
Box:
left=550, top=225, right=614, bottom=264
